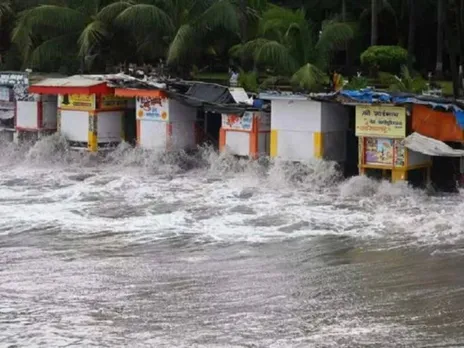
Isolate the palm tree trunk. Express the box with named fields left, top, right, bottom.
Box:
left=371, top=0, right=378, bottom=46
left=407, top=0, right=416, bottom=69
left=435, top=0, right=444, bottom=78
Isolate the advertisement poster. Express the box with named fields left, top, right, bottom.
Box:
left=365, top=138, right=394, bottom=165
left=101, top=95, right=127, bottom=109
left=59, top=94, right=96, bottom=110
left=221, top=112, right=254, bottom=131
left=136, top=96, right=169, bottom=121
left=356, top=105, right=406, bottom=138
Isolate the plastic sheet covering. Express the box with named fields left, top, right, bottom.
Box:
left=404, top=132, right=464, bottom=157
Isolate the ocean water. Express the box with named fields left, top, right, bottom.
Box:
left=1, top=134, right=464, bottom=347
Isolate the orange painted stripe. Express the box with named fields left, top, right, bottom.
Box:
left=219, top=128, right=226, bottom=152
left=115, top=88, right=166, bottom=98
left=249, top=116, right=258, bottom=159
left=136, top=119, right=141, bottom=145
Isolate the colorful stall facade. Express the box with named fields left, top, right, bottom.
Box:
left=0, top=72, right=30, bottom=141
left=115, top=89, right=197, bottom=151
left=219, top=111, right=270, bottom=158
left=261, top=94, right=350, bottom=163
left=356, top=104, right=431, bottom=182
left=29, top=77, right=129, bottom=152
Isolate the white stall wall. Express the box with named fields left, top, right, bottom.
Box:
left=60, top=110, right=88, bottom=142
left=16, top=101, right=38, bottom=129
left=97, top=111, right=123, bottom=143
left=169, top=99, right=197, bottom=149
left=139, top=121, right=167, bottom=150
left=225, top=132, right=250, bottom=156
left=171, top=121, right=196, bottom=149
left=169, top=99, right=196, bottom=122
left=271, top=99, right=321, bottom=161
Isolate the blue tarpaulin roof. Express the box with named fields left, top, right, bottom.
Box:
left=312, top=88, right=464, bottom=129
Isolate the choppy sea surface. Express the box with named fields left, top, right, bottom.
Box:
left=1, top=135, right=464, bottom=348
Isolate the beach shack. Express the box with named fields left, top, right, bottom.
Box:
left=29, top=76, right=129, bottom=152
left=114, top=87, right=197, bottom=151
left=219, top=110, right=271, bottom=158
left=113, top=82, right=251, bottom=152
left=355, top=104, right=431, bottom=183
left=259, top=92, right=350, bottom=164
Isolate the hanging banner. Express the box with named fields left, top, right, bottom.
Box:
left=101, top=95, right=127, bottom=109
left=221, top=112, right=254, bottom=131
left=59, top=94, right=96, bottom=110
left=136, top=96, right=169, bottom=121
left=356, top=105, right=406, bottom=138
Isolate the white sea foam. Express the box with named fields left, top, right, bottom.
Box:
left=0, top=135, right=461, bottom=248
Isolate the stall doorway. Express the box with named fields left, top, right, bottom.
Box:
left=430, top=152, right=460, bottom=192
left=123, top=109, right=137, bottom=145
left=196, top=110, right=222, bottom=148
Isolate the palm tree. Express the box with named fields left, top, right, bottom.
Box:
left=371, top=0, right=378, bottom=45
left=11, top=0, right=141, bottom=72
left=229, top=6, right=353, bottom=91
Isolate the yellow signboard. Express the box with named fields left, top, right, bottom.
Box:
left=355, top=105, right=406, bottom=138
left=59, top=94, right=96, bottom=110
left=101, top=95, right=127, bottom=109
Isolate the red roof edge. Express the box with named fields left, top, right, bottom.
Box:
left=29, top=83, right=114, bottom=95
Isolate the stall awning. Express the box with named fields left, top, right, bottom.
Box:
left=29, top=76, right=113, bottom=95
left=404, top=132, right=464, bottom=157
left=114, top=88, right=166, bottom=98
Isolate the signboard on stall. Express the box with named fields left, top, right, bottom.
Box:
left=59, top=94, right=96, bottom=110
left=101, top=95, right=127, bottom=109
left=136, top=96, right=169, bottom=122
left=356, top=105, right=406, bottom=138
left=221, top=112, right=254, bottom=131
left=364, top=137, right=405, bottom=167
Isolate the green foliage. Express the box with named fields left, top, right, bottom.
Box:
left=360, top=45, right=408, bottom=74
left=344, top=75, right=369, bottom=90
left=231, top=6, right=353, bottom=92
left=379, top=65, right=427, bottom=93
left=238, top=69, right=258, bottom=92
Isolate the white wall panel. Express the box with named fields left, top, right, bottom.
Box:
left=97, top=111, right=123, bottom=142
left=16, top=101, right=38, bottom=129
left=60, top=110, right=88, bottom=142
left=139, top=120, right=167, bottom=150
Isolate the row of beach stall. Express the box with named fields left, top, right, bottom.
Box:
left=2, top=71, right=464, bottom=190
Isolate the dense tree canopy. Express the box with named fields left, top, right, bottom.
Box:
left=0, top=0, right=463, bottom=95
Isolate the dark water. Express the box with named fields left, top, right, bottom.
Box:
left=1, top=136, right=464, bottom=347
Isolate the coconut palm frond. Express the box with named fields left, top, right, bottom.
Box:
left=166, top=23, right=197, bottom=64
left=194, top=0, right=240, bottom=34
left=290, top=63, right=328, bottom=92
left=78, top=20, right=110, bottom=57
left=0, top=0, right=13, bottom=27
left=252, top=39, right=297, bottom=74
left=97, top=1, right=133, bottom=23
left=316, top=22, right=354, bottom=53
left=115, top=4, right=174, bottom=35
left=14, top=5, right=88, bottom=34
left=30, top=34, right=78, bottom=69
